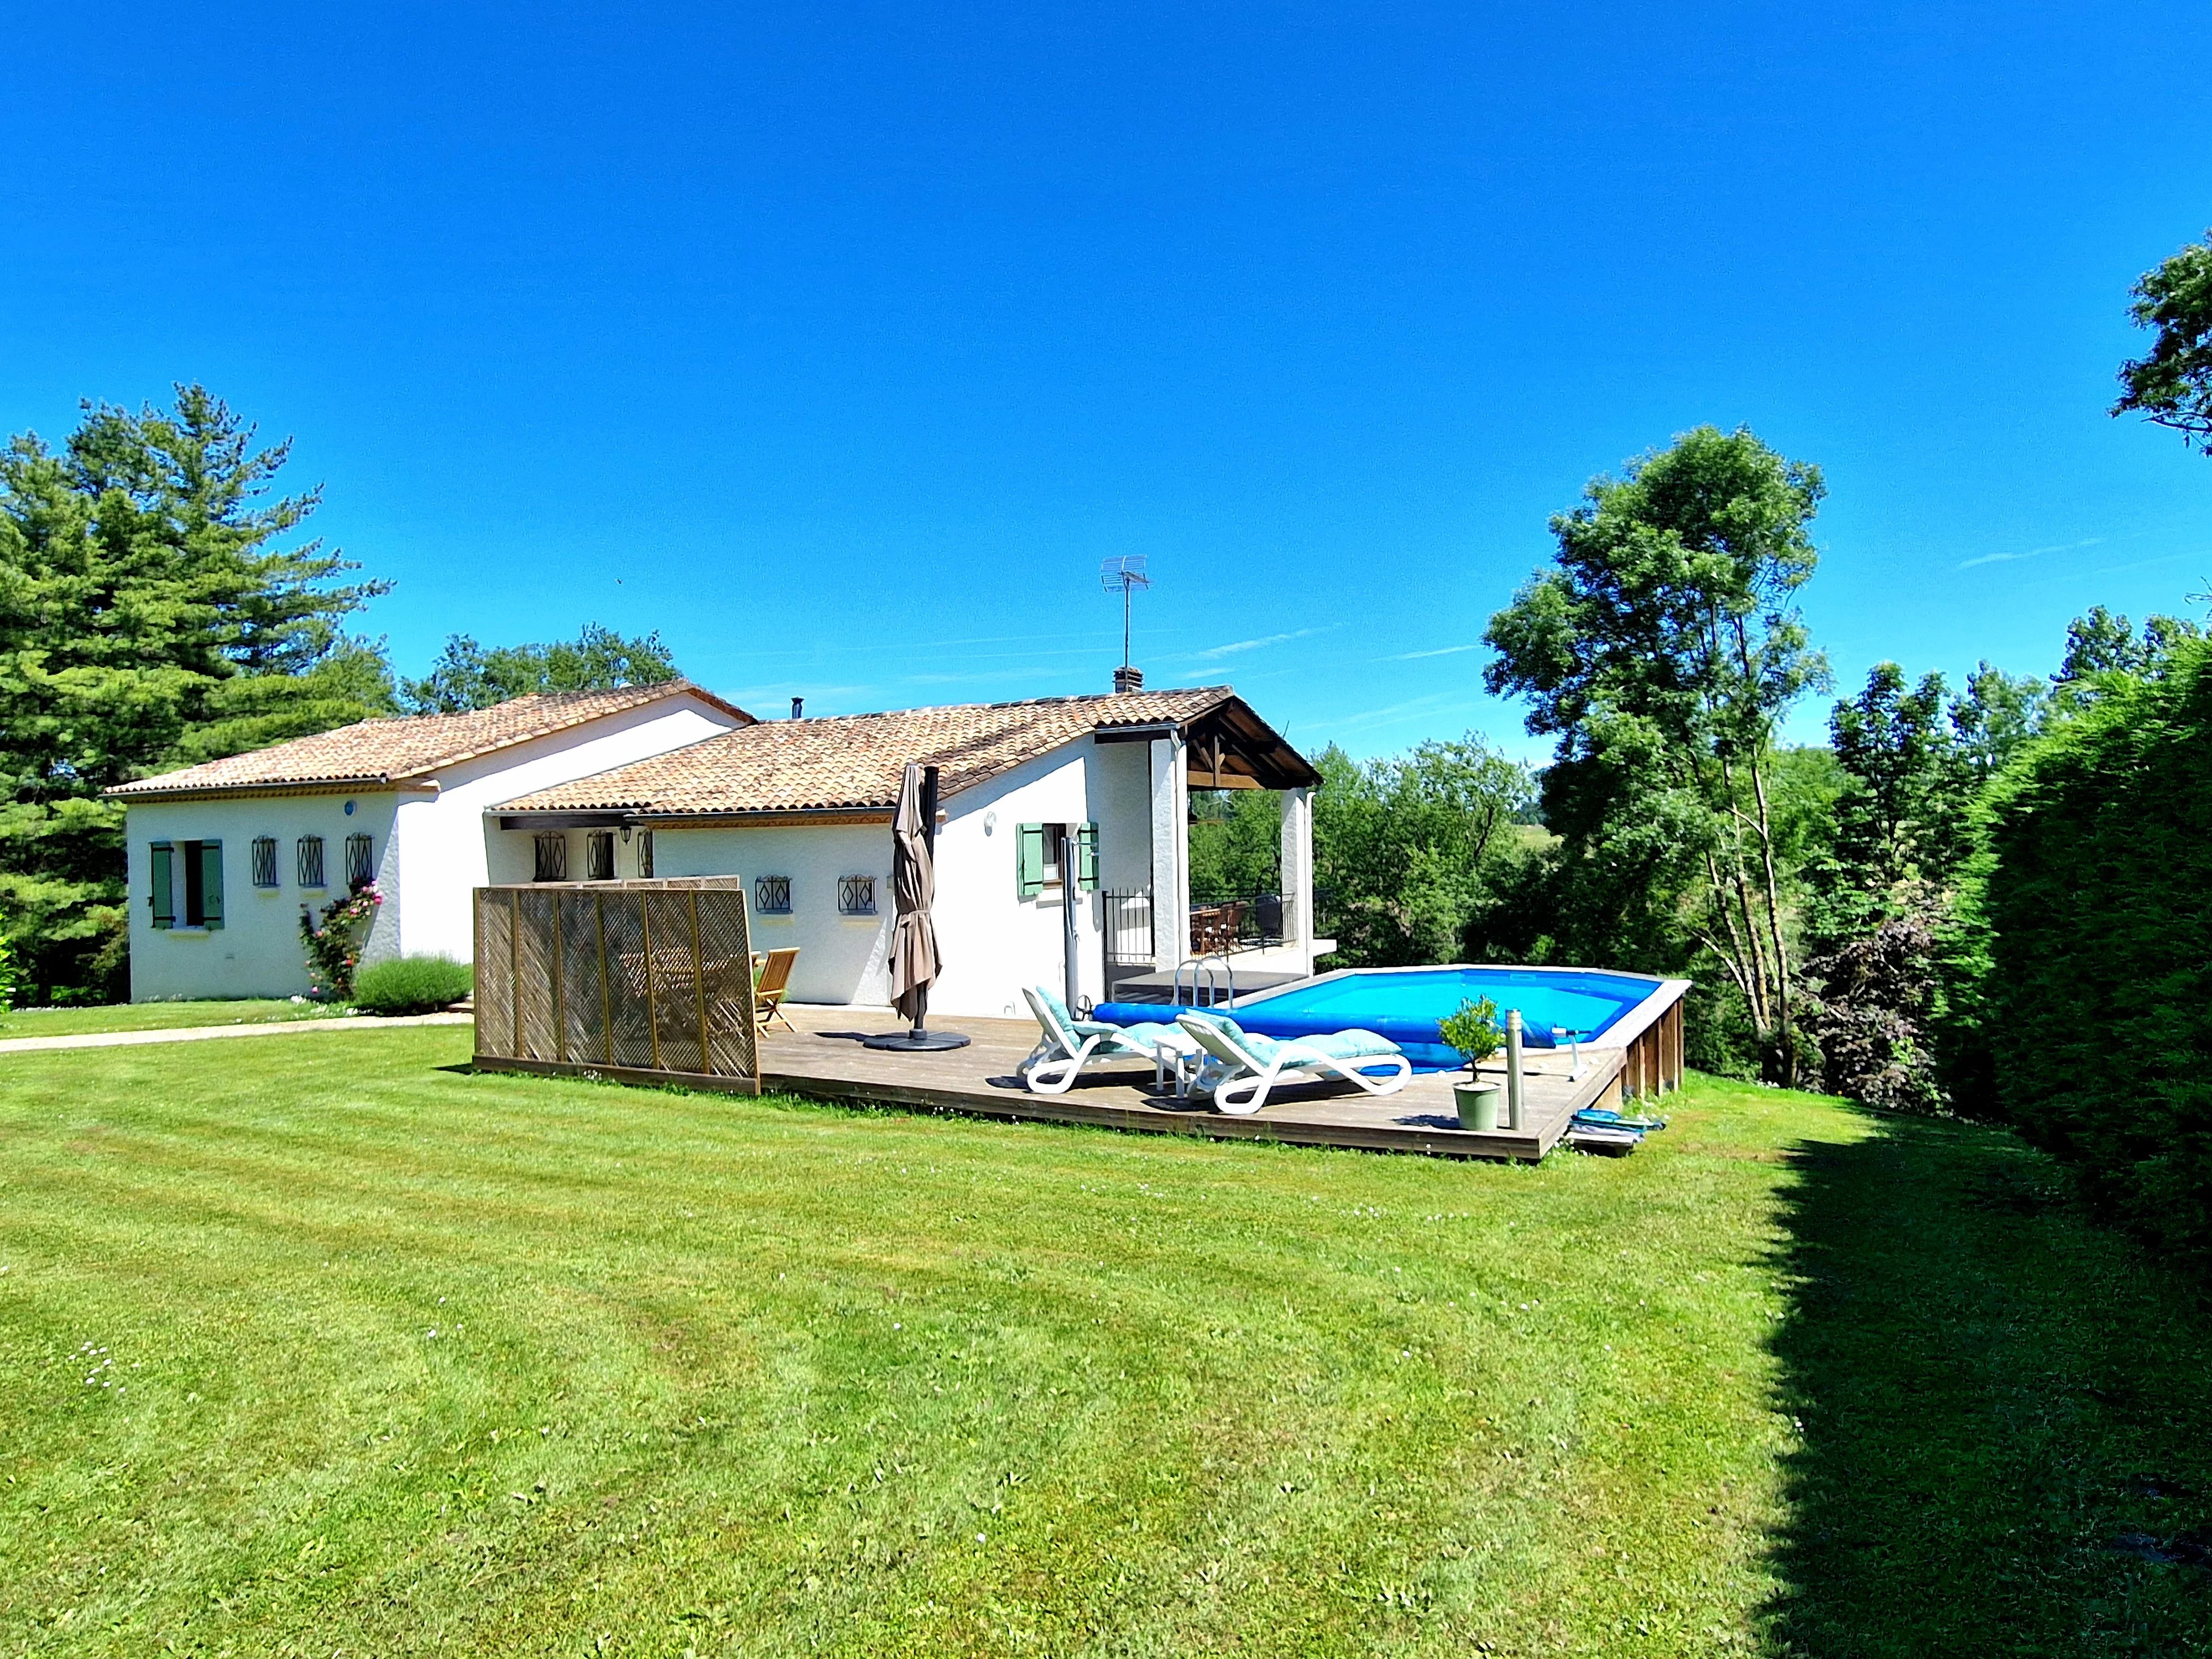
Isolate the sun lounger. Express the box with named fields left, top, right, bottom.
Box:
left=1173, top=1010, right=1411, bottom=1116
left=1020, top=987, right=1192, bottom=1095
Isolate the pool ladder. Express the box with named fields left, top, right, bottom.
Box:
left=1173, top=953, right=1237, bottom=1009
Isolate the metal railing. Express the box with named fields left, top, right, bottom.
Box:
left=1188, top=891, right=1282, bottom=954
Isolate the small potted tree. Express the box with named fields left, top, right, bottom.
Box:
left=1438, top=995, right=1504, bottom=1130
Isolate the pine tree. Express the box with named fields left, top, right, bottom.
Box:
left=0, top=386, right=392, bottom=1000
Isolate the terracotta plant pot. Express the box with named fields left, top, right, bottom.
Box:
left=1453, top=1078, right=1501, bottom=1131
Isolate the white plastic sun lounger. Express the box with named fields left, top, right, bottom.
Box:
left=1019, top=986, right=1193, bottom=1095
left=1174, top=1011, right=1411, bottom=1116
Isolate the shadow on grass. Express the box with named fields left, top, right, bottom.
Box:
left=1764, top=1111, right=2212, bottom=1656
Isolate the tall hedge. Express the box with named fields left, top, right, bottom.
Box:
left=1979, top=639, right=2212, bottom=1262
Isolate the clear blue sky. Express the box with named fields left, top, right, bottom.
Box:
left=4, top=3, right=2209, bottom=761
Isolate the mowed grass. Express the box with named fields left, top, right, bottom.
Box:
left=1, top=1030, right=2209, bottom=1656
left=0, top=1000, right=340, bottom=1040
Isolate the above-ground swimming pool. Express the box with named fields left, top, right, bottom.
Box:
left=1094, top=965, right=1670, bottom=1072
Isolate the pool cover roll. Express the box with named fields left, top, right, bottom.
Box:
left=1092, top=1000, right=1559, bottom=1072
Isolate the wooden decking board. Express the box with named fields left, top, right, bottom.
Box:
left=755, top=1006, right=1628, bottom=1161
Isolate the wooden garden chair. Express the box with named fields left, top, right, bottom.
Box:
left=752, top=947, right=800, bottom=1035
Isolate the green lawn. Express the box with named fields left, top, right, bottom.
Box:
left=1, top=1030, right=2208, bottom=1656
left=0, top=999, right=345, bottom=1040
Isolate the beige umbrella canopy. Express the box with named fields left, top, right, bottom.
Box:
left=865, top=763, right=969, bottom=1052
left=886, top=762, right=938, bottom=1019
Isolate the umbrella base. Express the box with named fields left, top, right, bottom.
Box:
left=860, top=1030, right=972, bottom=1052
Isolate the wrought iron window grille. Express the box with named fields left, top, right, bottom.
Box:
left=837, top=875, right=876, bottom=916
left=637, top=829, right=654, bottom=879
left=755, top=875, right=792, bottom=915
left=345, top=833, right=375, bottom=890
left=533, top=832, right=567, bottom=883
left=251, top=836, right=279, bottom=889
left=585, top=830, right=615, bottom=881
left=296, top=835, right=326, bottom=889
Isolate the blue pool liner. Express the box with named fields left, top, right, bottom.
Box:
left=1092, top=965, right=1664, bottom=1073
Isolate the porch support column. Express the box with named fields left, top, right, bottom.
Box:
left=1149, top=734, right=1189, bottom=969
left=1280, top=785, right=1314, bottom=975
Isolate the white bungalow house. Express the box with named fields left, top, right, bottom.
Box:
left=492, top=682, right=1321, bottom=1017
left=111, top=678, right=1322, bottom=1018
left=109, top=682, right=755, bottom=1000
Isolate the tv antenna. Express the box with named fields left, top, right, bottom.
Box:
left=1100, top=555, right=1151, bottom=670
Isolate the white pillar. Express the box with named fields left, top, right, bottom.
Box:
left=1279, top=785, right=1314, bottom=975
left=1149, top=734, right=1189, bottom=969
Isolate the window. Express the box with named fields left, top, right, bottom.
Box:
left=754, top=875, right=792, bottom=915
left=251, top=836, right=279, bottom=889
left=585, top=830, right=615, bottom=881
left=533, top=832, right=567, bottom=883
left=637, top=828, right=654, bottom=879
left=345, top=833, right=375, bottom=890
left=1016, top=821, right=1100, bottom=898
left=296, top=835, right=326, bottom=889
left=149, top=839, right=224, bottom=930
left=837, top=875, right=876, bottom=916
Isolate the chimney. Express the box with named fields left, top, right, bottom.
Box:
left=1112, top=665, right=1144, bottom=693
left=790, top=696, right=805, bottom=719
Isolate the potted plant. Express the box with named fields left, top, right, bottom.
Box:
left=1438, top=995, right=1504, bottom=1130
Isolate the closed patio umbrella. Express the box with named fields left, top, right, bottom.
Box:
left=863, top=762, right=970, bottom=1052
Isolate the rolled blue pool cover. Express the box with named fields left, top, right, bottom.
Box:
left=1091, top=999, right=1560, bottom=1073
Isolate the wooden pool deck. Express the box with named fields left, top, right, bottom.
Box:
left=759, top=1004, right=1642, bottom=1161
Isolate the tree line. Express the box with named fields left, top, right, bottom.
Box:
left=0, top=388, right=676, bottom=1003
left=1206, top=226, right=2212, bottom=1145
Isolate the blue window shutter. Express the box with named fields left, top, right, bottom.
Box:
left=1016, top=823, right=1046, bottom=898
left=1077, top=822, right=1099, bottom=892
left=150, top=842, right=175, bottom=929
left=200, top=841, right=224, bottom=930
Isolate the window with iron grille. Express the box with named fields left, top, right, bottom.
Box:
left=296, top=834, right=326, bottom=889
left=533, top=832, right=567, bottom=883
left=251, top=836, right=279, bottom=889
left=637, top=828, right=654, bottom=878
left=345, top=833, right=375, bottom=890
left=837, top=875, right=875, bottom=916
left=585, top=830, right=615, bottom=881
left=755, top=875, right=792, bottom=915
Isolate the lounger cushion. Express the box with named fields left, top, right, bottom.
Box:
left=1293, top=1029, right=1402, bottom=1061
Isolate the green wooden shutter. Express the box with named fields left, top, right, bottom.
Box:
left=1076, top=822, right=1099, bottom=892
left=150, top=842, right=175, bottom=929
left=1016, top=823, right=1046, bottom=898
left=199, top=841, right=224, bottom=930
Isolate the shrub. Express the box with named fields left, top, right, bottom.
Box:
left=1978, top=638, right=2212, bottom=1265
left=299, top=884, right=382, bottom=1000
left=353, top=955, right=473, bottom=1016
left=1437, top=996, right=1503, bottom=1074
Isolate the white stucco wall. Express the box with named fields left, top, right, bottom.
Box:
left=644, top=822, right=896, bottom=1004
left=400, top=694, right=744, bottom=962
left=124, top=792, right=401, bottom=1001
left=122, top=691, right=747, bottom=1000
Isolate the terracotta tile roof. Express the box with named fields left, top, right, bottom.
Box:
left=498, top=687, right=1243, bottom=816
left=108, top=681, right=754, bottom=799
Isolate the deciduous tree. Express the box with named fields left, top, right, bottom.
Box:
left=2115, top=229, right=2212, bottom=454
left=399, top=624, right=678, bottom=713
left=1485, top=426, right=1828, bottom=1084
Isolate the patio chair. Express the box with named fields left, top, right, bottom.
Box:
left=752, top=947, right=800, bottom=1035
left=1019, top=986, right=1192, bottom=1095
left=1173, top=1011, right=1411, bottom=1116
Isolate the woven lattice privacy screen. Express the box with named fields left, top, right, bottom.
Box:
left=473, top=878, right=759, bottom=1091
